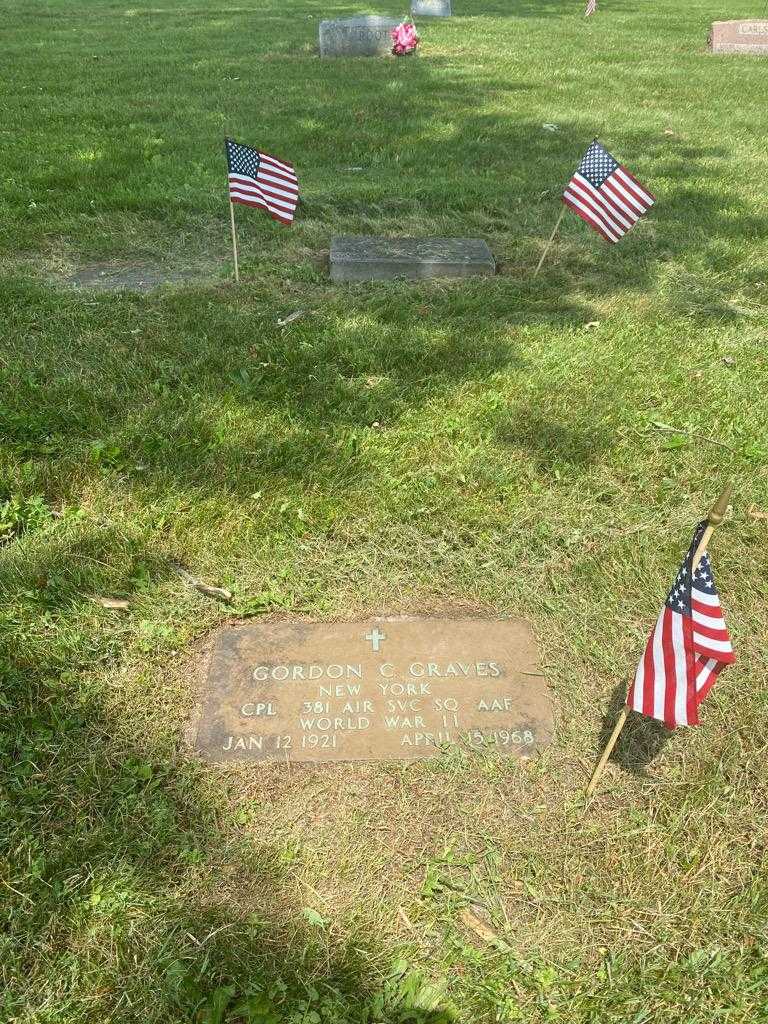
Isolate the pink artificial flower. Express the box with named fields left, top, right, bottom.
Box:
left=391, top=21, right=419, bottom=56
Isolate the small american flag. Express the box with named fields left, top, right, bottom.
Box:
left=225, top=138, right=299, bottom=226
left=585, top=0, right=596, bottom=15
left=627, top=522, right=735, bottom=728
left=563, top=140, right=654, bottom=243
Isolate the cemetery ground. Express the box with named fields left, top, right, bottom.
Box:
left=2, top=0, right=768, bottom=1021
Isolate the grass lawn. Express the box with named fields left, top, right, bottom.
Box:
left=2, top=0, right=768, bottom=1021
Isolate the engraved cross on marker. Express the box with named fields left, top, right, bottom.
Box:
left=364, top=627, right=386, bottom=652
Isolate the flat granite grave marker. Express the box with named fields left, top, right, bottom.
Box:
left=330, top=236, right=496, bottom=281
left=412, top=0, right=452, bottom=16
left=709, top=20, right=768, bottom=54
left=195, top=617, right=553, bottom=763
left=319, top=15, right=400, bottom=58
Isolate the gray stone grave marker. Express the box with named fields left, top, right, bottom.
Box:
left=195, top=617, right=552, bottom=764
left=412, top=0, right=452, bottom=16
left=330, top=236, right=496, bottom=281
left=319, top=15, right=400, bottom=58
left=709, top=20, right=768, bottom=54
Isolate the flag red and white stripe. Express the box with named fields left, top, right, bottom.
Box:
left=585, top=0, right=596, bottom=16
left=226, top=138, right=299, bottom=226
left=627, top=526, right=735, bottom=728
left=563, top=139, right=654, bottom=244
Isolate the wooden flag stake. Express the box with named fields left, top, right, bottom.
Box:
left=585, top=482, right=734, bottom=800
left=229, top=199, right=240, bottom=283
left=534, top=205, right=566, bottom=277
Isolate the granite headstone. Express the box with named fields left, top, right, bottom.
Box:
left=709, top=20, right=768, bottom=54
left=412, top=0, right=452, bottom=16
left=319, top=15, right=400, bottom=58
left=330, top=236, right=496, bottom=281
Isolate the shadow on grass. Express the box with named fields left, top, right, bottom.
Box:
left=0, top=269, right=602, bottom=508
left=0, top=536, right=452, bottom=1022
left=496, top=409, right=612, bottom=471
left=595, top=682, right=672, bottom=779
left=7, top=133, right=755, bottom=510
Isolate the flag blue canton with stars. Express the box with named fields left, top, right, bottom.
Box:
left=226, top=139, right=261, bottom=178
left=665, top=522, right=718, bottom=617
left=577, top=140, right=619, bottom=188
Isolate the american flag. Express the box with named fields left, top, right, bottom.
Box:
left=225, top=138, right=299, bottom=226
left=585, top=0, right=596, bottom=15
left=563, top=140, right=654, bottom=243
left=627, top=522, right=735, bottom=728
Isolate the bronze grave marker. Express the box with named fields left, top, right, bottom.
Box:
left=195, top=617, right=552, bottom=763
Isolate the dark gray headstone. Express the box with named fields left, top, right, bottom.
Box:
left=412, top=0, right=452, bottom=16
left=330, top=236, right=496, bottom=281
left=319, top=15, right=399, bottom=58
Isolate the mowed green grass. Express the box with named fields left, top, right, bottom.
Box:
left=2, top=1, right=768, bottom=1021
